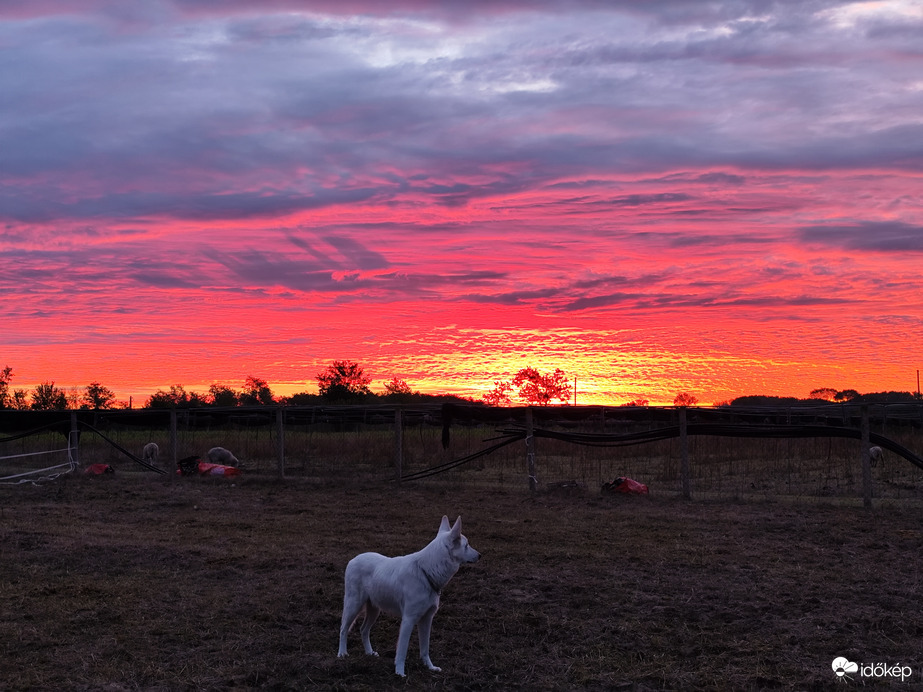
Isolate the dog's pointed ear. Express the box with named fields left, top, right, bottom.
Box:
left=439, top=515, right=451, bottom=533
left=449, top=516, right=462, bottom=538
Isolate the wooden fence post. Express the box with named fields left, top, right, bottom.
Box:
left=276, top=406, right=285, bottom=478
left=168, top=409, right=178, bottom=481
left=679, top=407, right=691, bottom=500
left=861, top=405, right=872, bottom=508
left=394, top=408, right=403, bottom=485
left=70, top=412, right=80, bottom=467
left=526, top=408, right=537, bottom=493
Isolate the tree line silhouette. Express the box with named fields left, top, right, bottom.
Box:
left=0, top=362, right=470, bottom=410
left=0, top=362, right=918, bottom=411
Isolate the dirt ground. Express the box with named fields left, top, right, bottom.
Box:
left=1, top=473, right=922, bottom=691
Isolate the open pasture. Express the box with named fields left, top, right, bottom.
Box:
left=2, top=473, right=922, bottom=690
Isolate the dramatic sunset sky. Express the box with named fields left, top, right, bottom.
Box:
left=2, top=1, right=921, bottom=406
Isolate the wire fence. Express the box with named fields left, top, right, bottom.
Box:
left=0, top=421, right=79, bottom=485
left=2, top=403, right=923, bottom=504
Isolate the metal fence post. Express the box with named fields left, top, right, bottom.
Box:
left=861, top=405, right=872, bottom=508
left=526, top=408, right=537, bottom=492
left=168, top=409, right=178, bottom=481
left=394, top=408, right=403, bottom=485
left=70, top=412, right=80, bottom=467
left=680, top=407, right=691, bottom=500
left=276, top=406, right=285, bottom=478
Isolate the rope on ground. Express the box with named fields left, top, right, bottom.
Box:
left=0, top=461, right=78, bottom=484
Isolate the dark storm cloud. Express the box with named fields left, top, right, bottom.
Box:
left=156, top=0, right=848, bottom=26
left=694, top=172, right=747, bottom=186
left=203, top=248, right=347, bottom=292
left=463, top=287, right=565, bottom=305
left=666, top=232, right=777, bottom=248
left=460, top=271, right=672, bottom=309
left=561, top=290, right=850, bottom=313
left=202, top=230, right=504, bottom=297
left=133, top=272, right=203, bottom=289
left=322, top=235, right=391, bottom=271
left=561, top=292, right=643, bottom=312
left=799, top=222, right=923, bottom=252
left=2, top=0, right=920, bottom=229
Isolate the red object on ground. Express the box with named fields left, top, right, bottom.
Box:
left=196, top=462, right=241, bottom=477
left=84, top=463, right=114, bottom=475
left=602, top=477, right=649, bottom=494
left=177, top=458, right=241, bottom=477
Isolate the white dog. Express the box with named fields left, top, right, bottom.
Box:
left=337, top=515, right=480, bottom=677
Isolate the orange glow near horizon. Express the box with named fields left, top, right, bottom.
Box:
left=3, top=307, right=920, bottom=408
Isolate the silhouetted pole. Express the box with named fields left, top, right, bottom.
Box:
left=168, top=409, right=178, bottom=483
left=70, top=412, right=79, bottom=467
left=394, top=408, right=403, bottom=485
left=861, top=405, right=872, bottom=509
left=526, top=408, right=536, bottom=492
left=276, top=406, right=285, bottom=478
left=679, top=407, right=691, bottom=500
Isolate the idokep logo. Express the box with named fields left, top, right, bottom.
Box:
left=832, top=657, right=913, bottom=683
left=832, top=657, right=858, bottom=680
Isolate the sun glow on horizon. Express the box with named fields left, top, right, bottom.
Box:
left=3, top=316, right=918, bottom=409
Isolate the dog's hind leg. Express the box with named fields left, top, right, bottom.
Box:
left=358, top=604, right=380, bottom=657
left=338, top=599, right=366, bottom=658
left=416, top=607, right=441, bottom=672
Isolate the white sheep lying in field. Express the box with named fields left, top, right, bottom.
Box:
left=206, top=446, right=241, bottom=468
left=869, top=446, right=883, bottom=467
left=142, top=442, right=159, bottom=465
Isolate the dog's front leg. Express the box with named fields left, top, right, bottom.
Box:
left=394, top=616, right=416, bottom=677
left=417, top=607, right=441, bottom=672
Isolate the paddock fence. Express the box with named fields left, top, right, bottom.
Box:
left=2, top=403, right=923, bottom=504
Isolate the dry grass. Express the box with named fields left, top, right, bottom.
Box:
left=2, top=473, right=922, bottom=690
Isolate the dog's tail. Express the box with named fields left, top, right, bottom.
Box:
left=345, top=605, right=366, bottom=632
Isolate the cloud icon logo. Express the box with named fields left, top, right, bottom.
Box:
left=832, top=657, right=858, bottom=678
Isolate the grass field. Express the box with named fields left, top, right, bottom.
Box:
left=2, top=472, right=922, bottom=690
